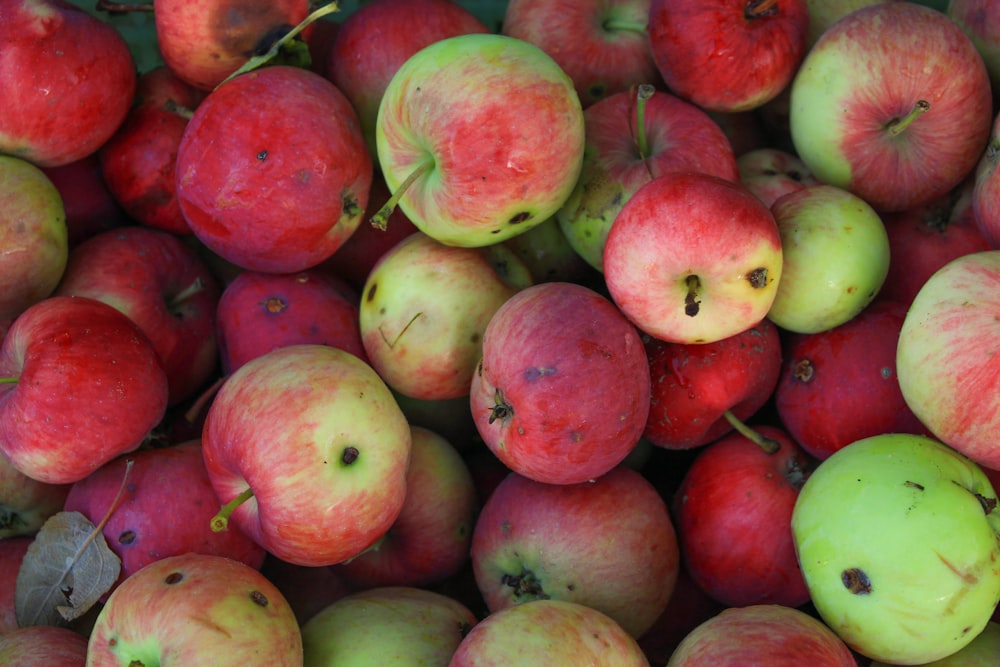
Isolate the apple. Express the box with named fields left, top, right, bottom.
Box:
left=788, top=1, right=993, bottom=213
left=175, top=65, right=373, bottom=274
left=791, top=433, right=1000, bottom=664
left=643, top=318, right=783, bottom=450
left=391, top=390, right=480, bottom=452
left=360, top=232, right=532, bottom=401
left=258, top=555, right=354, bottom=626
left=334, top=425, right=478, bottom=589
left=673, top=425, right=813, bottom=608
left=0, top=0, right=136, bottom=167
left=0, top=155, right=68, bottom=322
left=470, top=465, right=679, bottom=638
left=0, top=625, right=89, bottom=667
left=737, top=146, right=819, bottom=208
left=86, top=552, right=303, bottom=666
left=501, top=0, right=660, bottom=108
left=870, top=620, right=1000, bottom=667
left=972, top=110, right=1000, bottom=248
left=603, top=171, right=783, bottom=345
left=500, top=216, right=597, bottom=286
left=0, top=296, right=169, bottom=485
left=450, top=598, right=651, bottom=666
left=805, top=0, right=903, bottom=47
left=0, top=536, right=31, bottom=633
left=557, top=85, right=740, bottom=272
left=469, top=281, right=651, bottom=486
left=767, top=184, right=890, bottom=334
left=647, top=0, right=810, bottom=113
left=202, top=344, right=412, bottom=566
left=667, top=604, right=857, bottom=666
left=373, top=33, right=586, bottom=247
left=0, top=449, right=70, bottom=539
left=301, top=586, right=477, bottom=666
left=896, top=250, right=1000, bottom=469
left=325, top=0, right=489, bottom=160
left=40, top=154, right=127, bottom=249
left=948, top=0, right=1000, bottom=97
left=53, top=225, right=222, bottom=406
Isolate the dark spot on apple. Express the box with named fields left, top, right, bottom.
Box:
left=164, top=572, right=184, bottom=585
left=567, top=583, right=575, bottom=591
left=684, top=274, right=701, bottom=317
left=249, top=590, right=269, bottom=607
left=489, top=388, right=513, bottom=425
left=118, top=529, right=137, bottom=545
left=587, top=83, right=606, bottom=100
left=459, top=621, right=473, bottom=638
left=470, top=332, right=480, bottom=344
left=366, top=283, right=377, bottom=302
left=788, top=170, right=803, bottom=181
left=881, top=367, right=892, bottom=379
left=501, top=568, right=549, bottom=601
left=524, top=366, right=556, bottom=381
left=108, top=637, right=117, bottom=647
left=341, top=446, right=360, bottom=465
left=977, top=492, right=998, bottom=515
left=792, top=359, right=814, bottom=382
left=508, top=212, right=531, bottom=225
left=841, top=567, right=872, bottom=594
left=747, top=267, right=768, bottom=288
left=262, top=296, right=287, bottom=314
left=745, top=0, right=780, bottom=19
left=904, top=480, right=925, bottom=491
left=963, top=626, right=973, bottom=634
left=256, top=150, right=267, bottom=161
left=342, top=192, right=362, bottom=217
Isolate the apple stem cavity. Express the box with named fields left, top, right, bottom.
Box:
left=684, top=274, right=702, bottom=317
left=886, top=100, right=931, bottom=137
left=168, top=277, right=205, bottom=311
left=745, top=0, right=780, bottom=19
left=632, top=84, right=655, bottom=163
left=723, top=410, right=780, bottom=454
left=488, top=388, right=513, bottom=425
left=210, top=487, right=255, bottom=532
left=370, top=158, right=434, bottom=230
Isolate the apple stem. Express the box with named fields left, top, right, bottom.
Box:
left=211, top=487, right=255, bottom=532
left=95, top=0, right=154, bottom=11
left=602, top=17, right=648, bottom=34
left=886, top=100, right=930, bottom=137
left=0, top=377, right=17, bottom=384
left=370, top=158, right=434, bottom=230
left=684, top=274, right=701, bottom=317
left=183, top=375, right=226, bottom=424
left=632, top=84, right=655, bottom=162
left=163, top=98, right=195, bottom=120
left=168, top=277, right=205, bottom=310
left=723, top=410, right=780, bottom=454
left=745, top=0, right=779, bottom=18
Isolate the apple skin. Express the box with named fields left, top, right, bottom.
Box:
left=360, top=232, right=532, bottom=401
left=500, top=216, right=597, bottom=286
left=948, top=0, right=1000, bottom=96
left=502, top=0, right=660, bottom=108
left=0, top=450, right=70, bottom=538
left=85, top=553, right=303, bottom=666
left=557, top=87, right=740, bottom=272
left=647, top=0, right=810, bottom=113
left=972, top=110, right=1000, bottom=248
left=896, top=250, right=1000, bottom=469
left=469, top=281, right=651, bottom=486
left=603, top=171, right=783, bottom=345
left=0, top=0, right=136, bottom=167
left=792, top=434, right=1000, bottom=664
left=643, top=318, right=782, bottom=450
left=53, top=226, right=222, bottom=406
left=301, top=586, right=477, bottom=667
left=870, top=620, right=1000, bottom=667
left=63, top=441, right=267, bottom=595
left=40, top=154, right=127, bottom=249
left=201, top=344, right=412, bottom=566
left=636, top=564, right=727, bottom=665
left=176, top=65, right=372, bottom=274
left=737, top=147, right=819, bottom=208
left=470, top=465, right=679, bottom=638
left=0, top=296, right=169, bottom=485
left=775, top=300, right=926, bottom=461
left=0, top=155, right=68, bottom=322
left=0, top=536, right=31, bottom=633
left=450, top=598, right=651, bottom=666
left=334, top=425, right=478, bottom=589
left=673, top=425, right=813, bottom=608
left=375, top=33, right=586, bottom=247
left=805, top=0, right=903, bottom=47
left=0, top=625, right=89, bottom=667
left=667, top=604, right=857, bottom=666
left=788, top=2, right=993, bottom=213
left=767, top=184, right=890, bottom=334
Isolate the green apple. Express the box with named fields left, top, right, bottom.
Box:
left=767, top=184, right=889, bottom=334
left=870, top=621, right=1000, bottom=667
left=792, top=433, right=1000, bottom=664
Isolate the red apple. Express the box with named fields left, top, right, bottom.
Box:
left=0, top=625, right=88, bottom=666
left=0, top=536, right=31, bottom=633
left=737, top=146, right=820, bottom=208
left=948, top=0, right=1000, bottom=96
left=0, top=450, right=70, bottom=539
left=636, top=563, right=726, bottom=665
left=973, top=109, right=1000, bottom=248
left=40, top=154, right=127, bottom=248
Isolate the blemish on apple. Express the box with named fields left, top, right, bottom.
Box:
left=747, top=267, right=769, bottom=289
left=904, top=480, right=925, bottom=491
left=524, top=366, right=556, bottom=381
left=256, top=150, right=267, bottom=161
left=841, top=567, right=872, bottom=594
left=164, top=571, right=184, bottom=585
left=508, top=212, right=531, bottom=225
left=118, top=529, right=136, bottom=544
left=262, top=296, right=286, bottom=314
left=341, top=446, right=360, bottom=465
left=792, top=359, right=814, bottom=382
left=249, top=590, right=268, bottom=607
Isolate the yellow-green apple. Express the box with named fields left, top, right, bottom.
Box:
left=896, top=250, right=1000, bottom=469
left=0, top=536, right=31, bottom=632
left=40, top=153, right=128, bottom=249
left=557, top=85, right=739, bottom=272
left=805, top=0, right=902, bottom=47
left=85, top=552, right=302, bottom=666
left=775, top=300, right=925, bottom=461
left=469, top=282, right=651, bottom=485
left=870, top=620, right=1000, bottom=667
left=154, top=0, right=309, bottom=90
left=767, top=184, right=890, bottom=334
left=603, top=171, right=783, bottom=344
left=972, top=110, right=1000, bottom=248
left=673, top=425, right=813, bottom=608
left=500, top=216, right=597, bottom=286
left=450, top=598, right=650, bottom=666
left=202, top=344, right=411, bottom=566
left=0, top=155, right=68, bottom=322
left=501, top=0, right=660, bottom=108
left=53, top=226, right=221, bottom=406
left=373, top=33, right=585, bottom=247
left=643, top=318, right=782, bottom=450
left=470, top=465, right=679, bottom=638
left=737, top=146, right=819, bottom=208
left=0, top=0, right=136, bottom=167
left=0, top=625, right=89, bottom=667
left=63, top=441, right=267, bottom=595
left=948, top=0, right=1000, bottom=97
left=215, top=268, right=366, bottom=375
left=360, top=232, right=532, bottom=401
left=176, top=65, right=372, bottom=274
left=791, top=433, right=1000, bottom=664
left=325, top=0, right=489, bottom=161
left=0, top=450, right=70, bottom=538
left=0, top=296, right=168, bottom=484
left=667, top=604, right=857, bottom=666
left=333, top=425, right=478, bottom=589
left=788, top=2, right=993, bottom=213
left=301, top=586, right=477, bottom=667
left=647, top=0, right=810, bottom=113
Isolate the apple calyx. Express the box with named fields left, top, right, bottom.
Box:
left=886, top=100, right=931, bottom=137
left=745, top=0, right=779, bottom=19
left=791, top=358, right=814, bottom=382
left=211, top=486, right=255, bottom=532
left=631, top=84, right=655, bottom=167
left=370, top=158, right=435, bottom=231
left=501, top=568, right=550, bottom=602
left=723, top=410, right=780, bottom=454
left=488, top=388, right=513, bottom=425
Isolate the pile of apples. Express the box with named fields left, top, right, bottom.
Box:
left=4, top=0, right=1000, bottom=664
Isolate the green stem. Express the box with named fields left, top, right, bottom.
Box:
left=370, top=158, right=434, bottom=230
left=602, top=17, right=647, bottom=34
left=887, top=100, right=930, bottom=137
left=0, top=377, right=18, bottom=384
left=168, top=277, right=205, bottom=310
left=211, top=487, right=255, bottom=532
left=723, top=410, right=780, bottom=454
left=634, top=84, right=655, bottom=161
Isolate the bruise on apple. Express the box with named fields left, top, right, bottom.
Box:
left=841, top=567, right=873, bottom=595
